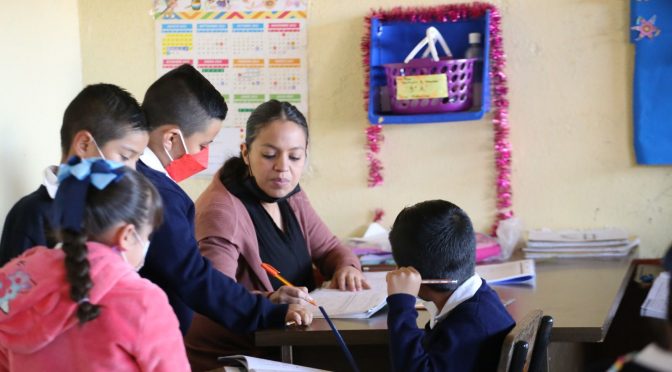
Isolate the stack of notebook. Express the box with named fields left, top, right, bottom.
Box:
left=641, top=271, right=670, bottom=319
left=523, top=228, right=639, bottom=259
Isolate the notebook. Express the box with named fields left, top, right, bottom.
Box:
left=217, top=355, right=330, bottom=372
left=475, top=259, right=536, bottom=284
left=309, top=271, right=388, bottom=319
left=641, top=271, right=670, bottom=320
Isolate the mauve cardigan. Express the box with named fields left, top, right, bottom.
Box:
left=193, top=175, right=361, bottom=293
left=185, top=176, right=361, bottom=370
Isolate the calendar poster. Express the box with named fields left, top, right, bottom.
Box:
left=153, top=0, right=309, bottom=177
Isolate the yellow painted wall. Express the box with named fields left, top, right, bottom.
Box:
left=0, top=0, right=82, bottom=230
left=4, top=0, right=669, bottom=258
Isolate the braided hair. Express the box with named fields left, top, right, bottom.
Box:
left=57, top=165, right=163, bottom=324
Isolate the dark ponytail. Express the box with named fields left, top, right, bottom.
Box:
left=219, top=156, right=249, bottom=185
left=62, top=229, right=100, bottom=324
left=218, top=100, right=308, bottom=185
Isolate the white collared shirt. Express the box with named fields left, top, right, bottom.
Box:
left=140, top=148, right=176, bottom=182
left=632, top=343, right=672, bottom=371
left=42, top=165, right=59, bottom=199
left=421, top=273, right=483, bottom=329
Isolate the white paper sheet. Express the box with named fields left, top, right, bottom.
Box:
left=641, top=272, right=670, bottom=320
left=309, top=272, right=388, bottom=319
left=218, top=355, right=329, bottom=372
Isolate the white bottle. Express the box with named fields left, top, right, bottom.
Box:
left=464, top=32, right=484, bottom=110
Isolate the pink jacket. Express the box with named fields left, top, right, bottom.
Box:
left=0, top=242, right=189, bottom=372
left=193, top=176, right=360, bottom=293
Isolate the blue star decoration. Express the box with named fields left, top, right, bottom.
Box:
left=631, top=15, right=661, bottom=41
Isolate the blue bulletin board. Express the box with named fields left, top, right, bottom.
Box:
left=631, top=0, right=672, bottom=164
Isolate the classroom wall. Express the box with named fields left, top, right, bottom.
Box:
left=3, top=0, right=670, bottom=258
left=0, top=1, right=82, bottom=232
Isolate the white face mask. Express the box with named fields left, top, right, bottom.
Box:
left=91, top=136, right=107, bottom=160
left=121, top=229, right=150, bottom=271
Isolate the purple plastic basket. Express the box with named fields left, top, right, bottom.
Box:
left=384, top=57, right=475, bottom=114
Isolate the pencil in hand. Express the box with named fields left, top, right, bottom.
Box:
left=261, top=262, right=318, bottom=306
left=420, top=279, right=459, bottom=284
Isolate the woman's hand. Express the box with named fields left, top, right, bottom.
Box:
left=386, top=266, right=421, bottom=296
left=329, top=266, right=370, bottom=291
left=285, top=304, right=313, bottom=326
left=268, top=285, right=315, bottom=305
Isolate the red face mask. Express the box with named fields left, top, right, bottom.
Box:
left=164, top=131, right=209, bottom=182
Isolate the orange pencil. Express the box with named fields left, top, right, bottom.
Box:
left=261, top=263, right=318, bottom=306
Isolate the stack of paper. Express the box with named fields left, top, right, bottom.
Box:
left=346, top=223, right=395, bottom=266
left=523, top=228, right=639, bottom=259
left=641, top=272, right=670, bottom=319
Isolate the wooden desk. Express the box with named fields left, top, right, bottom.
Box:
left=255, top=255, right=635, bottom=370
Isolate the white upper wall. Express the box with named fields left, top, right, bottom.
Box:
left=0, top=0, right=83, bottom=230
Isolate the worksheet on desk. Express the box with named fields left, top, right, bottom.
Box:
left=310, top=271, right=388, bottom=319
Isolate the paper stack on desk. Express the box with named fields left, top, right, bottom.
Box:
left=523, top=227, right=639, bottom=259
left=641, top=272, right=670, bottom=319
left=346, top=223, right=395, bottom=266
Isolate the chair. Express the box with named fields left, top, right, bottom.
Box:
left=497, top=309, right=543, bottom=372
left=529, top=315, right=554, bottom=372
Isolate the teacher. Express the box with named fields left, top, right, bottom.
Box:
left=185, top=100, right=367, bottom=369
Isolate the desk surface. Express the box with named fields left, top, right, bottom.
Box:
left=256, top=255, right=634, bottom=347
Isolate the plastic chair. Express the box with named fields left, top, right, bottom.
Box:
left=529, top=315, right=554, bottom=372
left=497, top=309, right=543, bottom=372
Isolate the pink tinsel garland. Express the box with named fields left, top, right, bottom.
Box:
left=361, top=2, right=513, bottom=234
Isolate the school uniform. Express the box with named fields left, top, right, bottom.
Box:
left=0, top=166, right=59, bottom=266
left=0, top=242, right=189, bottom=372
left=136, top=149, right=287, bottom=334
left=387, top=275, right=515, bottom=372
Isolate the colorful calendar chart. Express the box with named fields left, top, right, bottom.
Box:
left=153, top=0, right=308, bottom=177
left=230, top=23, right=265, bottom=56
left=232, top=58, right=265, bottom=91
left=197, top=58, right=229, bottom=91
left=268, top=22, right=301, bottom=55
left=195, top=23, right=228, bottom=57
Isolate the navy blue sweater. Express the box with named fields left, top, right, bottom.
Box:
left=387, top=281, right=515, bottom=372
left=0, top=185, right=57, bottom=266
left=137, top=161, right=288, bottom=334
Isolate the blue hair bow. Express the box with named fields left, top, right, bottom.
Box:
left=53, top=157, right=126, bottom=232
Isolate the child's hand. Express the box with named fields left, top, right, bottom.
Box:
left=285, top=304, right=313, bottom=326
left=268, top=285, right=315, bottom=305
left=386, top=267, right=422, bottom=296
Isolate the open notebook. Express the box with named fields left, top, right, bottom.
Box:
left=217, top=355, right=330, bottom=372
left=309, top=272, right=388, bottom=319
left=309, top=260, right=535, bottom=318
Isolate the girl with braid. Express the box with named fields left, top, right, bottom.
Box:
left=0, top=157, right=189, bottom=371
